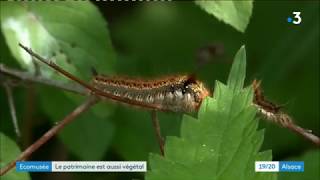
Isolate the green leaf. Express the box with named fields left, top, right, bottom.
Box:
left=146, top=46, right=276, bottom=180
left=278, top=150, right=320, bottom=180
left=0, top=2, right=116, bottom=77
left=0, top=133, right=31, bottom=180
left=195, top=1, right=253, bottom=33
left=0, top=2, right=116, bottom=160
left=227, top=45, right=246, bottom=93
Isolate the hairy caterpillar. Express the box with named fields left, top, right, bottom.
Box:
left=18, top=44, right=210, bottom=114
left=92, top=74, right=210, bottom=114
left=15, top=44, right=285, bottom=117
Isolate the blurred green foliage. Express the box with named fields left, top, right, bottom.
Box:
left=0, top=1, right=318, bottom=180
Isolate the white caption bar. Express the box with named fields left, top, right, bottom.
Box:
left=255, top=161, right=279, bottom=172
left=52, top=161, right=146, bottom=172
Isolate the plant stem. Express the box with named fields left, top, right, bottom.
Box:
left=0, top=64, right=87, bottom=96
left=4, top=83, right=21, bottom=140
left=151, top=111, right=165, bottom=156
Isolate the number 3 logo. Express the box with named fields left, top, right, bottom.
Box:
left=292, top=12, right=302, bottom=24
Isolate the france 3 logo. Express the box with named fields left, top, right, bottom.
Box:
left=287, top=12, right=302, bottom=25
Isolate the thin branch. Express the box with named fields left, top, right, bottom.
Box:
left=0, top=96, right=99, bottom=176
left=151, top=111, right=165, bottom=156
left=275, top=112, right=320, bottom=146
left=256, top=105, right=320, bottom=147
left=0, top=64, right=87, bottom=95
left=18, top=43, right=166, bottom=111
left=288, top=123, right=320, bottom=146
left=4, top=83, right=21, bottom=140
left=18, top=43, right=96, bottom=93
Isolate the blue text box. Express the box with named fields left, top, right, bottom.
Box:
left=16, top=161, right=52, bottom=172
left=279, top=161, right=304, bottom=172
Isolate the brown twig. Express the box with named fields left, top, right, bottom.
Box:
left=0, top=96, right=99, bottom=176
left=288, top=123, right=320, bottom=147
left=4, top=83, right=21, bottom=140
left=151, top=111, right=165, bottom=156
left=0, top=64, right=87, bottom=95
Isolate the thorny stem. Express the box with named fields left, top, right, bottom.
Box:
left=4, top=83, right=21, bottom=140
left=0, top=97, right=99, bottom=176
left=151, top=111, right=165, bottom=156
